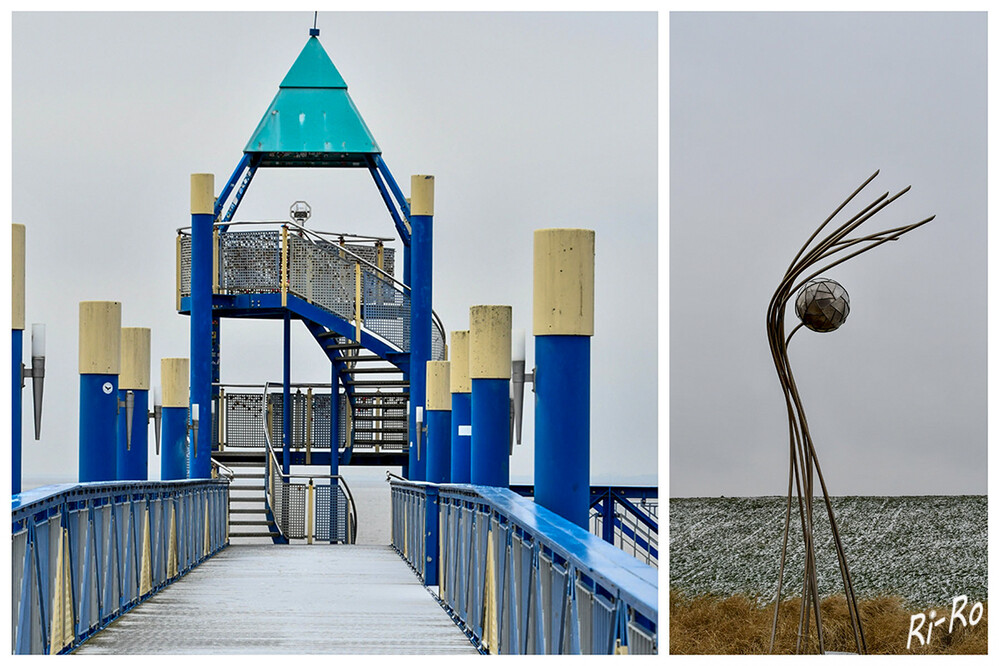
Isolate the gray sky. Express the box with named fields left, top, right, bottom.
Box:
left=10, top=12, right=657, bottom=487
left=670, top=12, right=986, bottom=496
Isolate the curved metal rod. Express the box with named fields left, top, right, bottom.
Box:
left=766, top=170, right=933, bottom=654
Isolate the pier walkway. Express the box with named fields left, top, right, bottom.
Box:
left=75, top=545, right=478, bottom=654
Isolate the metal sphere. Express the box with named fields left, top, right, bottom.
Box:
left=795, top=278, right=850, bottom=332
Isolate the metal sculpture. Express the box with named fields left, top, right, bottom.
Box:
left=766, top=170, right=934, bottom=654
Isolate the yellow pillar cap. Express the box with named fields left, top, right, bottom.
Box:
left=190, top=173, right=215, bottom=215
left=533, top=228, right=595, bottom=336
left=470, top=305, right=512, bottom=380
left=120, top=328, right=151, bottom=390
left=411, top=174, right=435, bottom=216
left=79, top=301, right=122, bottom=375
left=449, top=330, right=471, bottom=393
left=161, top=358, right=190, bottom=408
left=427, top=361, right=452, bottom=411
left=12, top=224, right=25, bottom=330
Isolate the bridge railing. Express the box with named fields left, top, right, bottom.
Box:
left=512, top=485, right=659, bottom=567
left=390, top=480, right=658, bottom=655
left=11, top=479, right=229, bottom=654
left=177, top=222, right=446, bottom=360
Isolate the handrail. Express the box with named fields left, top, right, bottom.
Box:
left=211, top=458, right=236, bottom=481
left=261, top=382, right=357, bottom=543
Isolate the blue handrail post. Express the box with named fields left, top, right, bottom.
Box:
left=12, top=224, right=24, bottom=494
left=533, top=229, right=595, bottom=530
left=282, top=312, right=292, bottom=476
left=79, top=301, right=122, bottom=482
left=469, top=305, right=512, bottom=488
left=408, top=175, right=434, bottom=481
left=117, top=328, right=151, bottom=480
left=426, top=361, right=451, bottom=483
left=424, top=484, right=440, bottom=586
left=189, top=173, right=215, bottom=479
left=449, top=331, right=471, bottom=483
left=161, top=358, right=190, bottom=480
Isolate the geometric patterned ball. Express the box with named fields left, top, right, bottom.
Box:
left=794, top=278, right=850, bottom=333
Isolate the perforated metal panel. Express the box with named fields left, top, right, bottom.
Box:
left=179, top=235, right=192, bottom=298
left=219, top=231, right=281, bottom=294
left=225, top=393, right=267, bottom=448
left=432, top=320, right=446, bottom=361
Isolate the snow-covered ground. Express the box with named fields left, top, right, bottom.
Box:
left=669, top=496, right=986, bottom=606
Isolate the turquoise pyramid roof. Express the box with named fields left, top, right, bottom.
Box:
left=244, top=36, right=381, bottom=167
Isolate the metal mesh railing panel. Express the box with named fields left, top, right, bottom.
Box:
left=225, top=393, right=266, bottom=448
left=179, top=235, right=192, bottom=298
left=432, top=320, right=446, bottom=361
left=344, top=244, right=395, bottom=278
left=362, top=271, right=410, bottom=351
left=287, top=235, right=355, bottom=320
left=219, top=230, right=281, bottom=294
left=284, top=484, right=307, bottom=539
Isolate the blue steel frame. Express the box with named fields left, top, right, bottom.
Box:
left=390, top=480, right=658, bottom=655
left=11, top=479, right=229, bottom=654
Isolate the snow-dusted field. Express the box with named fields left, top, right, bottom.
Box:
left=669, top=496, right=986, bottom=606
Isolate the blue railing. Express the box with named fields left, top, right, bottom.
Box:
left=11, top=479, right=229, bottom=654
left=390, top=480, right=658, bottom=654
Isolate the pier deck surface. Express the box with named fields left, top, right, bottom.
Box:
left=75, top=545, right=478, bottom=654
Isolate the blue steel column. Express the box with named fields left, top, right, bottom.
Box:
left=117, top=328, right=151, bottom=480
left=330, top=364, right=339, bottom=543
left=282, top=313, right=292, bottom=475
left=469, top=305, right=511, bottom=487
left=408, top=175, right=434, bottom=480
left=424, top=485, right=440, bottom=586
left=189, top=173, right=215, bottom=479
left=449, top=331, right=471, bottom=483
left=425, top=361, right=451, bottom=483
left=161, top=358, right=190, bottom=480
left=533, top=229, right=595, bottom=529
left=12, top=223, right=25, bottom=494
left=79, top=301, right=122, bottom=482
left=12, top=329, right=22, bottom=494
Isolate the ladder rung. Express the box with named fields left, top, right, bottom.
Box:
left=233, top=473, right=266, bottom=479
left=229, top=508, right=264, bottom=514
left=343, top=367, right=402, bottom=374
left=336, top=355, right=385, bottom=363
left=229, top=532, right=280, bottom=538
left=326, top=342, right=364, bottom=351
left=230, top=519, right=275, bottom=526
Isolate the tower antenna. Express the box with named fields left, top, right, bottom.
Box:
left=310, top=12, right=319, bottom=37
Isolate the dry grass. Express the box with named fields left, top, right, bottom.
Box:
left=669, top=589, right=987, bottom=655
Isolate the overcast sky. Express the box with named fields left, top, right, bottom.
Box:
left=9, top=12, right=657, bottom=488
left=670, top=12, right=986, bottom=496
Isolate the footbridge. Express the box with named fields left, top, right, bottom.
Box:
left=11, top=26, right=658, bottom=655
